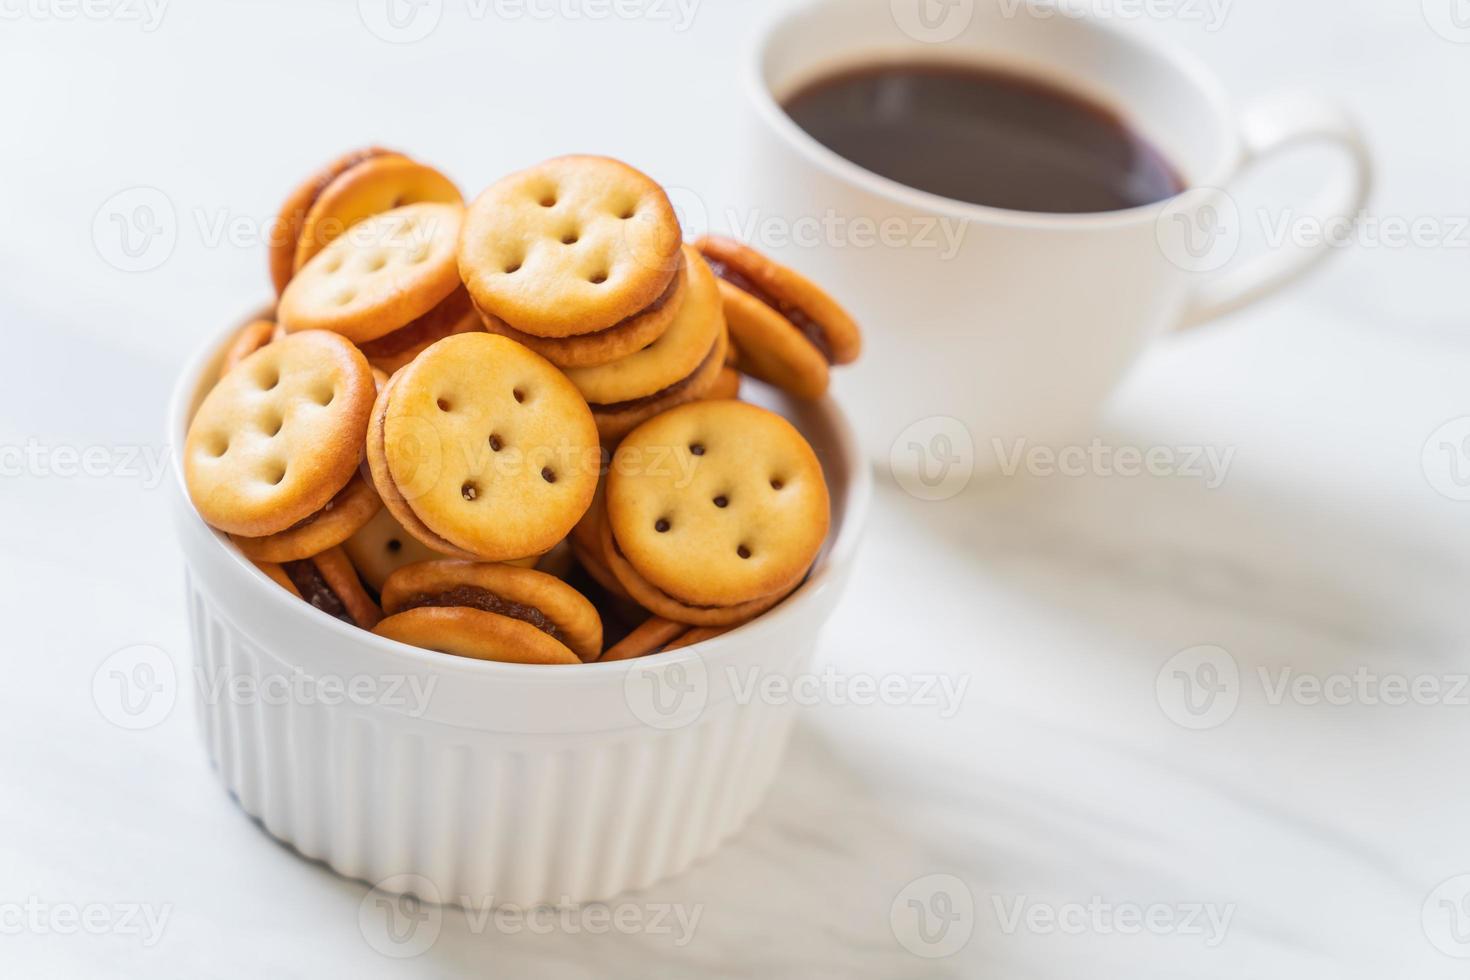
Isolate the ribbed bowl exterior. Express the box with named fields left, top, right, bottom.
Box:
left=185, top=570, right=810, bottom=906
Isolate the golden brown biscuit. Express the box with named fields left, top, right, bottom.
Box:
left=269, top=146, right=400, bottom=296
left=564, top=246, right=729, bottom=441
left=374, top=607, right=580, bottom=665
left=476, top=249, right=688, bottom=368
left=366, top=333, right=600, bottom=561
left=695, top=235, right=862, bottom=399
left=185, top=331, right=376, bottom=538
left=599, top=518, right=795, bottom=627
left=278, top=202, right=465, bottom=343
left=459, top=155, right=682, bottom=338
left=606, top=400, right=829, bottom=609
left=257, top=547, right=382, bottom=629
left=293, top=154, right=461, bottom=274
left=231, top=470, right=382, bottom=563
left=380, top=560, right=602, bottom=662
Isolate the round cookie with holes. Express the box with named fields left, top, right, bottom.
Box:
left=185, top=331, right=377, bottom=542
left=459, top=156, right=683, bottom=341
left=605, top=400, right=830, bottom=615
left=695, top=235, right=862, bottom=400
left=562, top=245, right=729, bottom=441
left=377, top=560, right=601, bottom=663
left=278, top=202, right=465, bottom=344
left=366, top=332, right=600, bottom=562
left=477, top=249, right=688, bottom=368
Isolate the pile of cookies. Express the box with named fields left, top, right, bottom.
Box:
left=183, top=150, right=861, bottom=664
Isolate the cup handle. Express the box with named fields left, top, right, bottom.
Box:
left=1177, top=92, right=1374, bottom=330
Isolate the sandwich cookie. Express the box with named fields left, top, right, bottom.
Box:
left=366, top=332, right=600, bottom=562
left=278, top=202, right=465, bottom=345
left=270, top=147, right=459, bottom=295
left=477, top=249, right=688, bottom=368
left=459, top=156, right=684, bottom=356
left=255, top=548, right=382, bottom=629
left=185, top=331, right=379, bottom=552
left=695, top=235, right=862, bottom=400
left=603, top=400, right=830, bottom=625
left=562, top=245, right=729, bottom=441
left=231, top=469, right=382, bottom=563
left=344, top=507, right=536, bottom=594
left=374, top=560, right=602, bottom=664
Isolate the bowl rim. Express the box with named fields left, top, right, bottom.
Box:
left=169, top=309, right=873, bottom=683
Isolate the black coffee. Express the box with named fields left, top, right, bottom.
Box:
left=782, top=62, right=1184, bottom=214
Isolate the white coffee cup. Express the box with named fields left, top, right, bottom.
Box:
left=741, top=0, right=1372, bottom=471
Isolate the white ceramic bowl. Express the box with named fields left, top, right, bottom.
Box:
left=167, top=315, right=871, bottom=907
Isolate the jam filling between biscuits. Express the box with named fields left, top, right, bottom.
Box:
left=703, top=258, right=835, bottom=364
left=588, top=337, right=722, bottom=414
left=398, top=588, right=562, bottom=640
left=360, top=288, right=474, bottom=359
left=283, top=560, right=356, bottom=626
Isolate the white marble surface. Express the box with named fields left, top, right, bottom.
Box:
left=3, top=0, right=1469, bottom=975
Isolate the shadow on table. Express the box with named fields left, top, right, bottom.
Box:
left=879, top=420, right=1462, bottom=665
